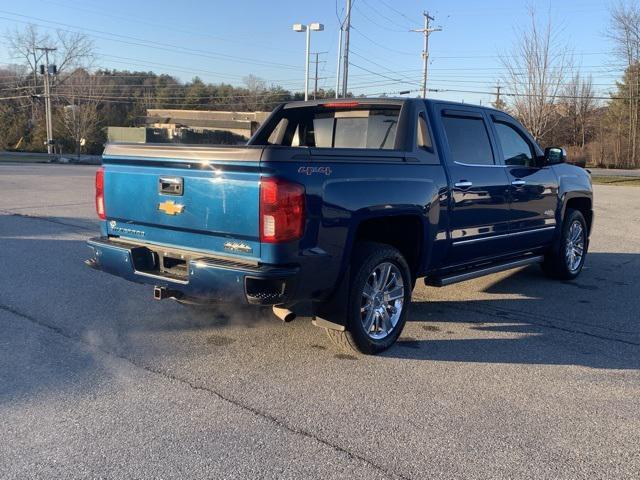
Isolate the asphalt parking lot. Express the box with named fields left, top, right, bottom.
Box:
left=1, top=163, right=639, bottom=479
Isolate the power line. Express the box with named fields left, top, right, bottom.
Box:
left=351, top=27, right=415, bottom=56
left=54, top=91, right=296, bottom=101
left=430, top=51, right=612, bottom=59
left=0, top=94, right=32, bottom=101
left=352, top=3, right=408, bottom=33
left=359, top=0, right=413, bottom=30
left=0, top=73, right=622, bottom=96
left=3, top=85, right=632, bottom=104
left=349, top=50, right=418, bottom=83
left=348, top=61, right=418, bottom=84
left=0, top=10, right=300, bottom=71
left=376, top=0, right=416, bottom=25
left=39, top=0, right=301, bottom=56
left=425, top=87, right=632, bottom=101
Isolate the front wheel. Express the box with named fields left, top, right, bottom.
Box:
left=326, top=242, right=412, bottom=354
left=542, top=208, right=588, bottom=280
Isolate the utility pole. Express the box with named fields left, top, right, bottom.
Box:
left=494, top=81, right=502, bottom=108
left=335, top=27, right=343, bottom=98
left=37, top=47, right=57, bottom=154
left=412, top=12, right=441, bottom=99
left=311, top=52, right=327, bottom=99
left=313, top=53, right=319, bottom=99
left=341, top=0, right=352, bottom=97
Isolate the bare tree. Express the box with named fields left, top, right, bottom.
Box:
left=561, top=72, right=597, bottom=148
left=501, top=7, right=573, bottom=142
left=608, top=1, right=640, bottom=166
left=243, top=74, right=267, bottom=111
left=5, top=25, right=94, bottom=94
left=4, top=24, right=94, bottom=150
left=57, top=69, right=105, bottom=156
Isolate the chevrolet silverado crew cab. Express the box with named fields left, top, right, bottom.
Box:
left=87, top=98, right=593, bottom=354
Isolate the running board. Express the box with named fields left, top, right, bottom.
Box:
left=425, top=255, right=544, bottom=287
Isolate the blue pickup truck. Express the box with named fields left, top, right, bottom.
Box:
left=87, top=98, right=593, bottom=354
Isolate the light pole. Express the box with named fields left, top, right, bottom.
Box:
left=293, top=22, right=324, bottom=101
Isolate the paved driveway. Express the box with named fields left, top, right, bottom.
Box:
left=1, top=164, right=639, bottom=479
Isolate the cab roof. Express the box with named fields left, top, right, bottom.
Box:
left=282, top=97, right=505, bottom=115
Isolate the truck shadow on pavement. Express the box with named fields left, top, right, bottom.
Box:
left=1, top=211, right=639, bottom=401
left=388, top=253, right=640, bottom=369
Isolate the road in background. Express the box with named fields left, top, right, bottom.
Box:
left=0, top=152, right=101, bottom=164
left=1, top=164, right=639, bottom=479
left=588, top=167, right=640, bottom=177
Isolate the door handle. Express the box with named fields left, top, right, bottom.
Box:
left=511, top=179, right=526, bottom=187
left=454, top=181, right=473, bottom=188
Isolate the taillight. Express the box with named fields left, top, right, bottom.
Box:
left=260, top=178, right=305, bottom=243
left=95, top=167, right=106, bottom=220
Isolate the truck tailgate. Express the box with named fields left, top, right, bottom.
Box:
left=102, top=144, right=264, bottom=260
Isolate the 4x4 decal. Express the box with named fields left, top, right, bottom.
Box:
left=298, top=166, right=332, bottom=176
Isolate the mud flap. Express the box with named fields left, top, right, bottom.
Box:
left=312, top=265, right=350, bottom=331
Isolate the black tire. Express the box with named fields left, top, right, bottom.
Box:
left=325, top=242, right=412, bottom=354
left=542, top=208, right=588, bottom=280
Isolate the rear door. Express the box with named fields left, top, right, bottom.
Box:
left=435, top=105, right=512, bottom=265
left=488, top=113, right=558, bottom=249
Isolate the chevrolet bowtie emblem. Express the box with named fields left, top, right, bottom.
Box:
left=158, top=200, right=185, bottom=215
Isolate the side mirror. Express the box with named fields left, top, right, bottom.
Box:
left=544, top=147, right=566, bottom=165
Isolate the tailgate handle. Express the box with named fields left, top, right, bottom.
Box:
left=159, top=177, right=183, bottom=196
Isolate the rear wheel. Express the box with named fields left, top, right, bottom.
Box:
left=326, top=242, right=412, bottom=354
left=542, top=208, right=588, bottom=280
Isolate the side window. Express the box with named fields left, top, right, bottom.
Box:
left=291, top=125, right=301, bottom=147
left=494, top=122, right=535, bottom=167
left=313, top=116, right=334, bottom=147
left=332, top=110, right=398, bottom=149
left=267, top=118, right=288, bottom=145
left=441, top=114, right=494, bottom=165
left=417, top=113, right=432, bottom=149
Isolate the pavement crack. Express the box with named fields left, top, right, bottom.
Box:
left=0, top=302, right=410, bottom=480
left=444, top=302, right=640, bottom=347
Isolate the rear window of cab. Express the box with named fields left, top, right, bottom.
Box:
left=265, top=105, right=401, bottom=150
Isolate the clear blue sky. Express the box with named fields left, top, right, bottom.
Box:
left=0, top=0, right=623, bottom=105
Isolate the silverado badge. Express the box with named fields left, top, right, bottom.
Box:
left=158, top=200, right=185, bottom=216
left=224, top=241, right=253, bottom=254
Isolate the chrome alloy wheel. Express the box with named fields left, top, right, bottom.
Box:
left=565, top=220, right=585, bottom=273
left=360, top=262, right=405, bottom=340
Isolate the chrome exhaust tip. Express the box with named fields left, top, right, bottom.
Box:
left=154, top=286, right=183, bottom=301
left=272, top=305, right=296, bottom=322
left=153, top=286, right=164, bottom=300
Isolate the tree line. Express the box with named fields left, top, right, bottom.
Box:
left=2, top=3, right=640, bottom=168
left=0, top=64, right=334, bottom=154
left=495, top=3, right=640, bottom=169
